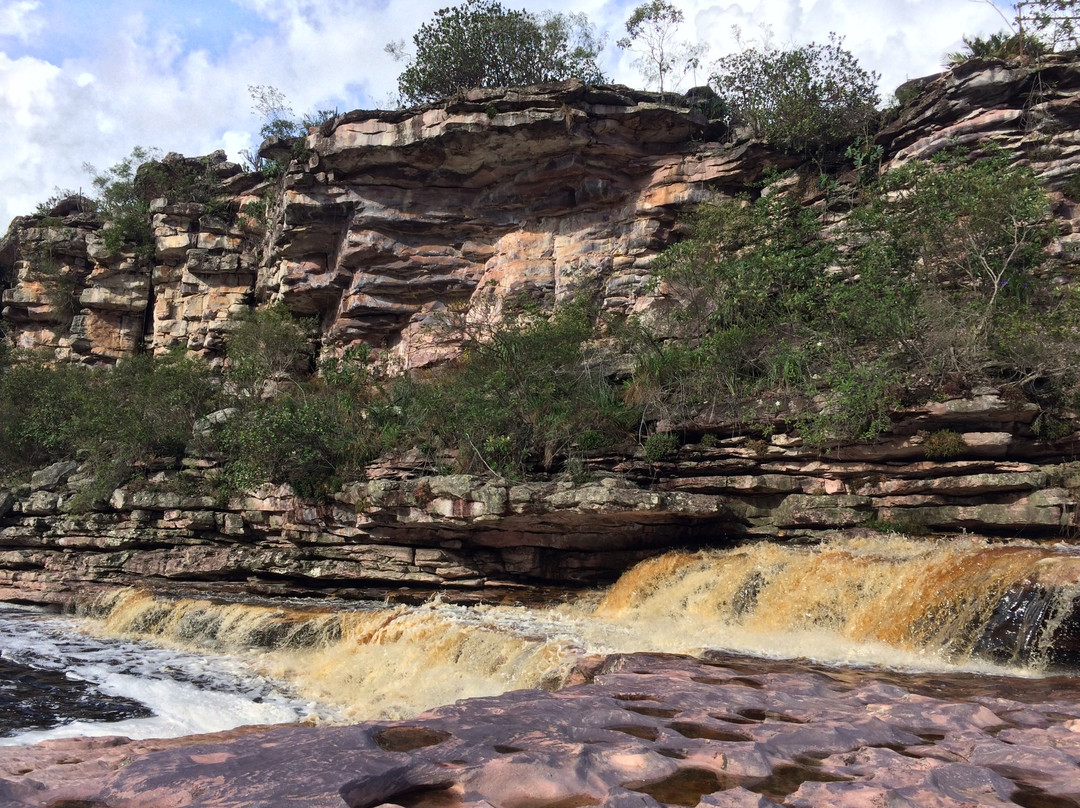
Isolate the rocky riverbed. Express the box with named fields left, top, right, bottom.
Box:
left=3, top=651, right=1080, bottom=808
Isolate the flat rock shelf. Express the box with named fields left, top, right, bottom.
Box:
left=3, top=652, right=1080, bottom=808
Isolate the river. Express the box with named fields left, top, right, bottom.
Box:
left=2, top=534, right=1079, bottom=746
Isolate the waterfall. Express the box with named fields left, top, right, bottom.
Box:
left=79, top=535, right=1080, bottom=721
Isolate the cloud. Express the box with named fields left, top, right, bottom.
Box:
left=0, top=0, right=1024, bottom=232
left=0, top=1, right=43, bottom=42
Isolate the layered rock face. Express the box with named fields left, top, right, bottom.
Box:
left=0, top=83, right=775, bottom=367
left=1, top=385, right=1078, bottom=605
left=5, top=61, right=1080, bottom=365
left=4, top=62, right=1080, bottom=601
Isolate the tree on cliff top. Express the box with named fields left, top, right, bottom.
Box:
left=711, top=34, right=880, bottom=153
left=388, top=0, right=605, bottom=105
left=1019, top=0, right=1080, bottom=51
left=617, top=0, right=706, bottom=101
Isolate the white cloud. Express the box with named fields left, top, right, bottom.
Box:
left=0, top=1, right=43, bottom=42
left=0, top=0, right=1025, bottom=232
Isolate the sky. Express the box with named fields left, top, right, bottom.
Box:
left=0, top=0, right=1014, bottom=232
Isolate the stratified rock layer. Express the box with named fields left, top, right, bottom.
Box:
left=4, top=64, right=1080, bottom=598
left=3, top=652, right=1080, bottom=808
left=2, top=381, right=1080, bottom=603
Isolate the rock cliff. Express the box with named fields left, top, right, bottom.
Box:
left=4, top=61, right=1080, bottom=603
left=0, top=82, right=783, bottom=368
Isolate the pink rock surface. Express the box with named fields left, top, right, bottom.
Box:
left=3, top=652, right=1080, bottom=807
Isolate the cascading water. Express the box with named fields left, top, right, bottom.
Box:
left=7, top=534, right=1080, bottom=743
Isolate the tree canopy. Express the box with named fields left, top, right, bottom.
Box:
left=390, top=0, right=604, bottom=105
left=616, top=0, right=706, bottom=100
left=711, top=35, right=880, bottom=153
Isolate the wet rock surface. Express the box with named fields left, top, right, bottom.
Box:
left=0, top=656, right=152, bottom=737
left=3, top=652, right=1080, bottom=807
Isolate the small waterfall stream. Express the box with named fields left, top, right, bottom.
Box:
left=6, top=534, right=1080, bottom=743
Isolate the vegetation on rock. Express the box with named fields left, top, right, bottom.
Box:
left=616, top=0, right=705, bottom=100
left=631, top=147, right=1069, bottom=447
left=389, top=0, right=604, bottom=105
left=710, top=34, right=880, bottom=153
left=5, top=15, right=1080, bottom=498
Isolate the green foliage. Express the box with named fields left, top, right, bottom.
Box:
left=390, top=0, right=605, bottom=105
left=215, top=394, right=351, bottom=497
left=0, top=352, right=218, bottom=496
left=214, top=310, right=384, bottom=496
left=240, top=196, right=269, bottom=226
left=74, top=352, right=219, bottom=504
left=135, top=155, right=224, bottom=207
left=224, top=303, right=315, bottom=397
left=84, top=147, right=225, bottom=258
left=397, top=301, right=634, bottom=478
left=923, top=430, right=967, bottom=459
left=643, top=431, right=679, bottom=462
left=711, top=34, right=880, bottom=153
left=616, top=0, right=706, bottom=99
left=862, top=149, right=1055, bottom=373
left=947, top=31, right=1048, bottom=63
left=0, top=362, right=93, bottom=468
left=796, top=360, right=901, bottom=449
left=635, top=147, right=1062, bottom=450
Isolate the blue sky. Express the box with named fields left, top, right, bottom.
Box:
left=1, top=0, right=1013, bottom=230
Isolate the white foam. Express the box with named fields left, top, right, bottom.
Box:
left=0, top=605, right=316, bottom=746
left=3, top=673, right=302, bottom=746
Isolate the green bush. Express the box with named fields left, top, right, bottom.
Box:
left=947, top=31, right=1048, bottom=64
left=0, top=351, right=217, bottom=496
left=797, top=360, right=901, bottom=449
left=923, top=430, right=967, bottom=460
left=390, top=0, right=604, bottom=105
left=643, top=432, right=679, bottom=462
left=633, top=147, right=1061, bottom=449
left=215, top=393, right=353, bottom=497
left=396, top=301, right=635, bottom=478
left=0, top=362, right=93, bottom=469
left=224, top=303, right=315, bottom=397
left=711, top=34, right=880, bottom=153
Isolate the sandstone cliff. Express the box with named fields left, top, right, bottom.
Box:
left=4, top=61, right=1080, bottom=603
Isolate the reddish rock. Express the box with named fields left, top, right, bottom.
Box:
left=3, top=653, right=1080, bottom=807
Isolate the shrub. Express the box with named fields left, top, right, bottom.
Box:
left=923, top=430, right=967, bottom=460
left=224, top=303, right=315, bottom=397
left=947, top=31, right=1048, bottom=63
left=0, top=362, right=93, bottom=469
left=397, top=301, right=635, bottom=478
left=389, top=0, right=604, bottom=105
left=632, top=147, right=1058, bottom=449
left=643, top=432, right=679, bottom=462
left=216, top=393, right=351, bottom=497
left=711, top=34, right=880, bottom=153
left=797, top=360, right=901, bottom=449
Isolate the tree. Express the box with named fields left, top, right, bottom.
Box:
left=711, top=35, right=880, bottom=153
left=617, top=0, right=706, bottom=101
left=389, top=0, right=604, bottom=105
left=1018, top=0, right=1080, bottom=51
